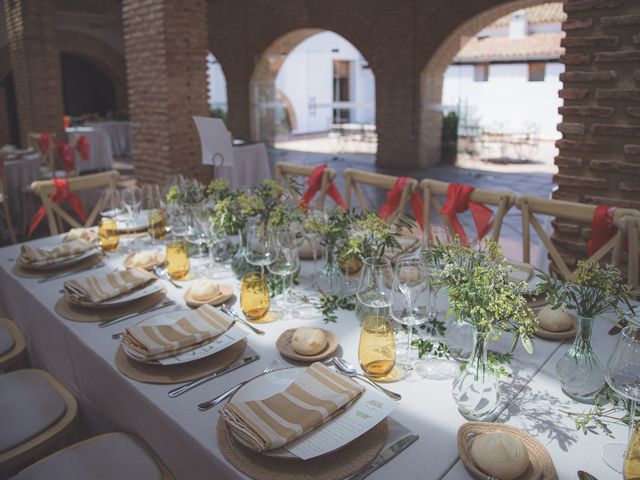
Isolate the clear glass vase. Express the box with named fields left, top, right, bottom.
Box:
left=231, top=227, right=258, bottom=279
left=555, top=314, right=605, bottom=403
left=315, top=241, right=343, bottom=295
left=452, top=327, right=502, bottom=420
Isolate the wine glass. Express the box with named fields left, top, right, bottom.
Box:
left=188, top=204, right=211, bottom=272
left=390, top=258, right=429, bottom=370
left=268, top=227, right=301, bottom=317
left=99, top=188, right=122, bottom=219
left=245, top=224, right=277, bottom=275
left=143, top=184, right=166, bottom=245
left=602, top=325, right=640, bottom=473
left=421, top=223, right=452, bottom=321
left=121, top=186, right=143, bottom=251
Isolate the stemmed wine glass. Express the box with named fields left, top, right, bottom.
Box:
left=390, top=258, right=429, bottom=371
left=268, top=227, right=300, bottom=317
left=421, top=224, right=452, bottom=321
left=188, top=204, right=211, bottom=273
left=245, top=224, right=277, bottom=275
left=121, top=186, right=143, bottom=250
left=143, top=184, right=165, bottom=245
left=602, top=325, right=640, bottom=473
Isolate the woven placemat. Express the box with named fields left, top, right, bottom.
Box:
left=457, top=422, right=558, bottom=480
left=217, top=416, right=388, bottom=480
left=12, top=253, right=103, bottom=279
left=54, top=290, right=168, bottom=322
left=115, top=338, right=247, bottom=384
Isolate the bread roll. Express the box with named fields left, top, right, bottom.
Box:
left=537, top=305, right=573, bottom=332
left=63, top=228, right=90, bottom=243
left=190, top=279, right=221, bottom=301
left=470, top=432, right=529, bottom=480
left=131, top=250, right=157, bottom=268
left=291, top=328, right=327, bottom=356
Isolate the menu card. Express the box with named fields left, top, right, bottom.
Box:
left=285, top=387, right=397, bottom=460
left=158, top=325, right=248, bottom=365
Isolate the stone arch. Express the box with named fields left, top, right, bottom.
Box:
left=418, top=0, right=557, bottom=167
left=56, top=30, right=127, bottom=112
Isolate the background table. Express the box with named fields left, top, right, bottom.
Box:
left=66, top=127, right=114, bottom=173
left=85, top=121, right=132, bottom=158
left=0, top=235, right=629, bottom=480
left=2, top=153, right=40, bottom=236
left=214, top=143, right=272, bottom=188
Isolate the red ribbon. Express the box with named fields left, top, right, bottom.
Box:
left=588, top=205, right=616, bottom=256
left=39, top=133, right=51, bottom=154
left=378, top=177, right=424, bottom=228
left=55, top=140, right=75, bottom=173
left=27, top=178, right=87, bottom=238
left=440, top=183, right=492, bottom=245
left=300, top=164, right=345, bottom=210
left=75, top=135, right=90, bottom=161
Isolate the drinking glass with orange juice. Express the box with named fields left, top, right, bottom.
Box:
left=240, top=272, right=270, bottom=322
left=165, top=238, right=190, bottom=280
left=148, top=209, right=167, bottom=241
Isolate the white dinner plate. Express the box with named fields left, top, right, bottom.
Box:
left=66, top=282, right=164, bottom=309
left=122, top=313, right=248, bottom=365
left=115, top=210, right=150, bottom=232
left=229, top=367, right=396, bottom=460
left=18, top=248, right=100, bottom=271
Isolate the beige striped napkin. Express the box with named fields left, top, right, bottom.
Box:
left=19, top=240, right=93, bottom=267
left=220, top=362, right=364, bottom=452
left=121, top=304, right=233, bottom=361
left=64, top=267, right=154, bottom=303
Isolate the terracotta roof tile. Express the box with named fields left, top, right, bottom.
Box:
left=491, top=2, right=566, bottom=28
left=454, top=32, right=565, bottom=62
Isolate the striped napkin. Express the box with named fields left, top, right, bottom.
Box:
left=19, top=240, right=93, bottom=267
left=121, top=304, right=233, bottom=361
left=64, top=267, right=154, bottom=303
left=220, top=362, right=364, bottom=452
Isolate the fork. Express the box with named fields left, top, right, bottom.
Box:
left=197, top=360, right=279, bottom=411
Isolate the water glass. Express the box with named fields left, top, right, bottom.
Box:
left=241, top=272, right=270, bottom=322
left=165, top=239, right=190, bottom=280
left=98, top=218, right=119, bottom=252
left=245, top=224, right=277, bottom=274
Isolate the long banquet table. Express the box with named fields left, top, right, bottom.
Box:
left=0, top=233, right=629, bottom=479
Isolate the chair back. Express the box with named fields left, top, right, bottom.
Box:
left=343, top=168, right=417, bottom=223
left=30, top=170, right=119, bottom=235
left=274, top=162, right=337, bottom=210
left=516, top=195, right=639, bottom=282
left=420, top=178, right=515, bottom=243
left=0, top=151, right=17, bottom=243
left=27, top=132, right=57, bottom=176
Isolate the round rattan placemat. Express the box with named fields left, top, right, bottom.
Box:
left=217, top=416, right=388, bottom=480
left=275, top=328, right=339, bottom=363
left=115, top=338, right=247, bottom=384
left=458, top=422, right=558, bottom=480
left=54, top=290, right=168, bottom=322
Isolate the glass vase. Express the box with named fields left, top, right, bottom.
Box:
left=355, top=256, right=392, bottom=324
left=555, top=315, right=605, bottom=403
left=315, top=241, right=343, bottom=295
left=231, top=227, right=258, bottom=279
left=452, top=327, right=502, bottom=420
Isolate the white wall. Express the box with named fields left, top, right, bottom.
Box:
left=274, top=31, right=375, bottom=134
left=442, top=61, right=564, bottom=139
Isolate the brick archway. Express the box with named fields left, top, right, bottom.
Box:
left=418, top=0, right=556, bottom=167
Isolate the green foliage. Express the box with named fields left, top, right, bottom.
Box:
left=294, top=293, right=356, bottom=324
left=412, top=337, right=451, bottom=359
left=304, top=207, right=352, bottom=247
left=339, top=212, right=405, bottom=261
left=269, top=205, right=304, bottom=228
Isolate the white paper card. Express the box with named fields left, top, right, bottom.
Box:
left=193, top=116, right=234, bottom=166
left=284, top=388, right=397, bottom=460
left=158, top=325, right=248, bottom=365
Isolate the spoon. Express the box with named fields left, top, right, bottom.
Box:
left=333, top=357, right=402, bottom=401
left=153, top=266, right=183, bottom=289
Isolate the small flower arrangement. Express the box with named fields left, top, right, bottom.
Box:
left=304, top=207, right=351, bottom=247
left=339, top=213, right=404, bottom=261
left=165, top=179, right=205, bottom=206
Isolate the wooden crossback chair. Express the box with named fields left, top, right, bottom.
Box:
left=343, top=168, right=418, bottom=223
left=516, top=195, right=640, bottom=282
left=0, top=153, right=17, bottom=243
left=27, top=132, right=58, bottom=178
left=608, top=214, right=640, bottom=289
left=420, top=178, right=515, bottom=243
left=30, top=170, right=119, bottom=235
left=274, top=162, right=337, bottom=210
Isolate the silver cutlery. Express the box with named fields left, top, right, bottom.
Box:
left=350, top=434, right=418, bottom=479
left=111, top=332, right=123, bottom=340
left=168, top=355, right=259, bottom=398
left=577, top=471, right=599, bottom=480
left=333, top=357, right=402, bottom=401
left=220, top=304, right=265, bottom=335
left=38, top=261, right=105, bottom=283
left=153, top=266, right=183, bottom=289
left=198, top=360, right=279, bottom=411
left=98, top=300, right=176, bottom=328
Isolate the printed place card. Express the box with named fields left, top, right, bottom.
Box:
left=158, top=325, right=248, bottom=365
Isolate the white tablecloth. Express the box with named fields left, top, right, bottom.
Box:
left=65, top=127, right=114, bottom=173
left=85, top=121, right=132, bottom=158
left=2, top=153, right=40, bottom=235
left=214, top=143, right=272, bottom=188
left=0, top=235, right=629, bottom=480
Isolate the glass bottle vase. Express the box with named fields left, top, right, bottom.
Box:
left=231, top=227, right=258, bottom=279
left=315, top=241, right=343, bottom=295
left=452, top=327, right=502, bottom=420
left=555, top=315, right=605, bottom=403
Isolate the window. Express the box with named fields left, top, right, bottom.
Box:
left=473, top=63, right=489, bottom=82
left=528, top=62, right=546, bottom=82
left=332, top=60, right=351, bottom=124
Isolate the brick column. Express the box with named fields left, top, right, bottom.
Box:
left=553, top=0, right=640, bottom=270
left=122, top=0, right=210, bottom=185
left=4, top=0, right=65, bottom=146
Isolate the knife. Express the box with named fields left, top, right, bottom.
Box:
left=350, top=434, right=419, bottom=480
left=167, top=355, right=259, bottom=398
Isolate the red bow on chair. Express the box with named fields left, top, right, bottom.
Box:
left=55, top=140, right=75, bottom=173
left=27, top=178, right=87, bottom=238
left=75, top=135, right=90, bottom=161
left=588, top=205, right=616, bottom=257
left=39, top=133, right=51, bottom=154
left=440, top=183, right=492, bottom=245
left=378, top=177, right=424, bottom=228
left=300, top=164, right=345, bottom=210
